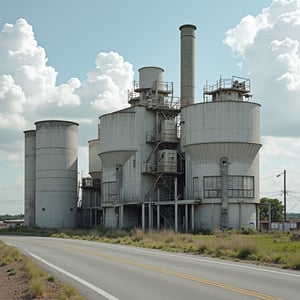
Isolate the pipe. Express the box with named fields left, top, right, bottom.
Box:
left=179, top=24, right=197, bottom=108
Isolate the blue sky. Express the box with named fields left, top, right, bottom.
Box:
left=2, top=0, right=300, bottom=215
left=1, top=0, right=271, bottom=97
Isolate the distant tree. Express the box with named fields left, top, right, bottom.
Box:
left=260, top=198, right=284, bottom=222
left=0, top=214, right=24, bottom=221
left=287, top=213, right=300, bottom=219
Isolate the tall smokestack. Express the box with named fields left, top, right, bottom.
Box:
left=180, top=24, right=196, bottom=108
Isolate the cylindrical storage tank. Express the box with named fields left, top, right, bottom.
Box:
left=88, top=139, right=101, bottom=179
left=24, top=130, right=36, bottom=227
left=35, top=120, right=79, bottom=228
left=99, top=111, right=137, bottom=168
left=181, top=101, right=261, bottom=230
left=180, top=24, right=196, bottom=107
left=138, top=66, right=164, bottom=90
left=181, top=101, right=261, bottom=153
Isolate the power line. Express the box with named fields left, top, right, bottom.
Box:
left=288, top=199, right=300, bottom=212
left=260, top=175, right=277, bottom=181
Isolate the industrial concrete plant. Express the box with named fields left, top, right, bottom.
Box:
left=79, top=24, right=262, bottom=231
left=24, top=120, right=79, bottom=228
left=24, top=24, right=261, bottom=231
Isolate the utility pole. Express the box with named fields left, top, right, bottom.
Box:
left=283, top=169, right=287, bottom=222
left=277, top=170, right=287, bottom=222
left=268, top=202, right=272, bottom=232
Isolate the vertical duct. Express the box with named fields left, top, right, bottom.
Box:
left=180, top=24, right=196, bottom=107
left=220, top=157, right=229, bottom=229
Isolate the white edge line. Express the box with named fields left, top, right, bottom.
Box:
left=27, top=251, right=119, bottom=300
left=132, top=247, right=300, bottom=278
left=64, top=239, right=300, bottom=278
left=5, top=238, right=299, bottom=279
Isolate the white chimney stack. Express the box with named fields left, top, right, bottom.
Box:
left=180, top=24, right=196, bottom=107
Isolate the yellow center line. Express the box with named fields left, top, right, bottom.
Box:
left=5, top=237, right=283, bottom=300
left=89, top=250, right=281, bottom=300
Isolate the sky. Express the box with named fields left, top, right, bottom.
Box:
left=1, top=0, right=300, bottom=215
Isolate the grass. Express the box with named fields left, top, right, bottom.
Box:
left=0, top=240, right=84, bottom=299
left=59, top=284, right=83, bottom=300
left=28, top=276, right=46, bottom=298
left=1, top=226, right=300, bottom=270
left=0, top=240, right=22, bottom=266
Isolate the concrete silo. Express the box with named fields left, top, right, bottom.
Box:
left=35, top=120, right=79, bottom=228
left=77, top=138, right=102, bottom=228
left=179, top=24, right=261, bottom=230
left=181, top=77, right=261, bottom=230
left=24, top=130, right=36, bottom=227
left=97, top=66, right=181, bottom=229
left=99, top=109, right=138, bottom=228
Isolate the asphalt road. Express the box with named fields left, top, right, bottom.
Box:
left=1, top=236, right=299, bottom=300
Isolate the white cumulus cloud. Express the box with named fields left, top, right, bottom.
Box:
left=0, top=17, right=134, bottom=214
left=224, top=1, right=300, bottom=212
left=77, top=51, right=133, bottom=114
left=0, top=18, right=134, bottom=161
left=224, top=0, right=300, bottom=137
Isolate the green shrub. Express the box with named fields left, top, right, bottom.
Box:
left=236, top=247, right=254, bottom=259
left=47, top=275, right=55, bottom=282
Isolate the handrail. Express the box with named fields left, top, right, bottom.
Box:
left=203, top=76, right=250, bottom=95
left=128, top=80, right=181, bottom=109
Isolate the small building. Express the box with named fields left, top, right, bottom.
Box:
left=3, top=219, right=24, bottom=227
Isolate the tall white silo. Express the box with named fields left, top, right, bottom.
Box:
left=24, top=130, right=36, bottom=227
left=100, top=66, right=169, bottom=228
left=35, top=120, right=79, bottom=228
left=99, top=110, right=137, bottom=228
left=181, top=77, right=261, bottom=230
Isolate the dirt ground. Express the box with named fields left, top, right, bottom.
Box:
left=0, top=260, right=61, bottom=300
